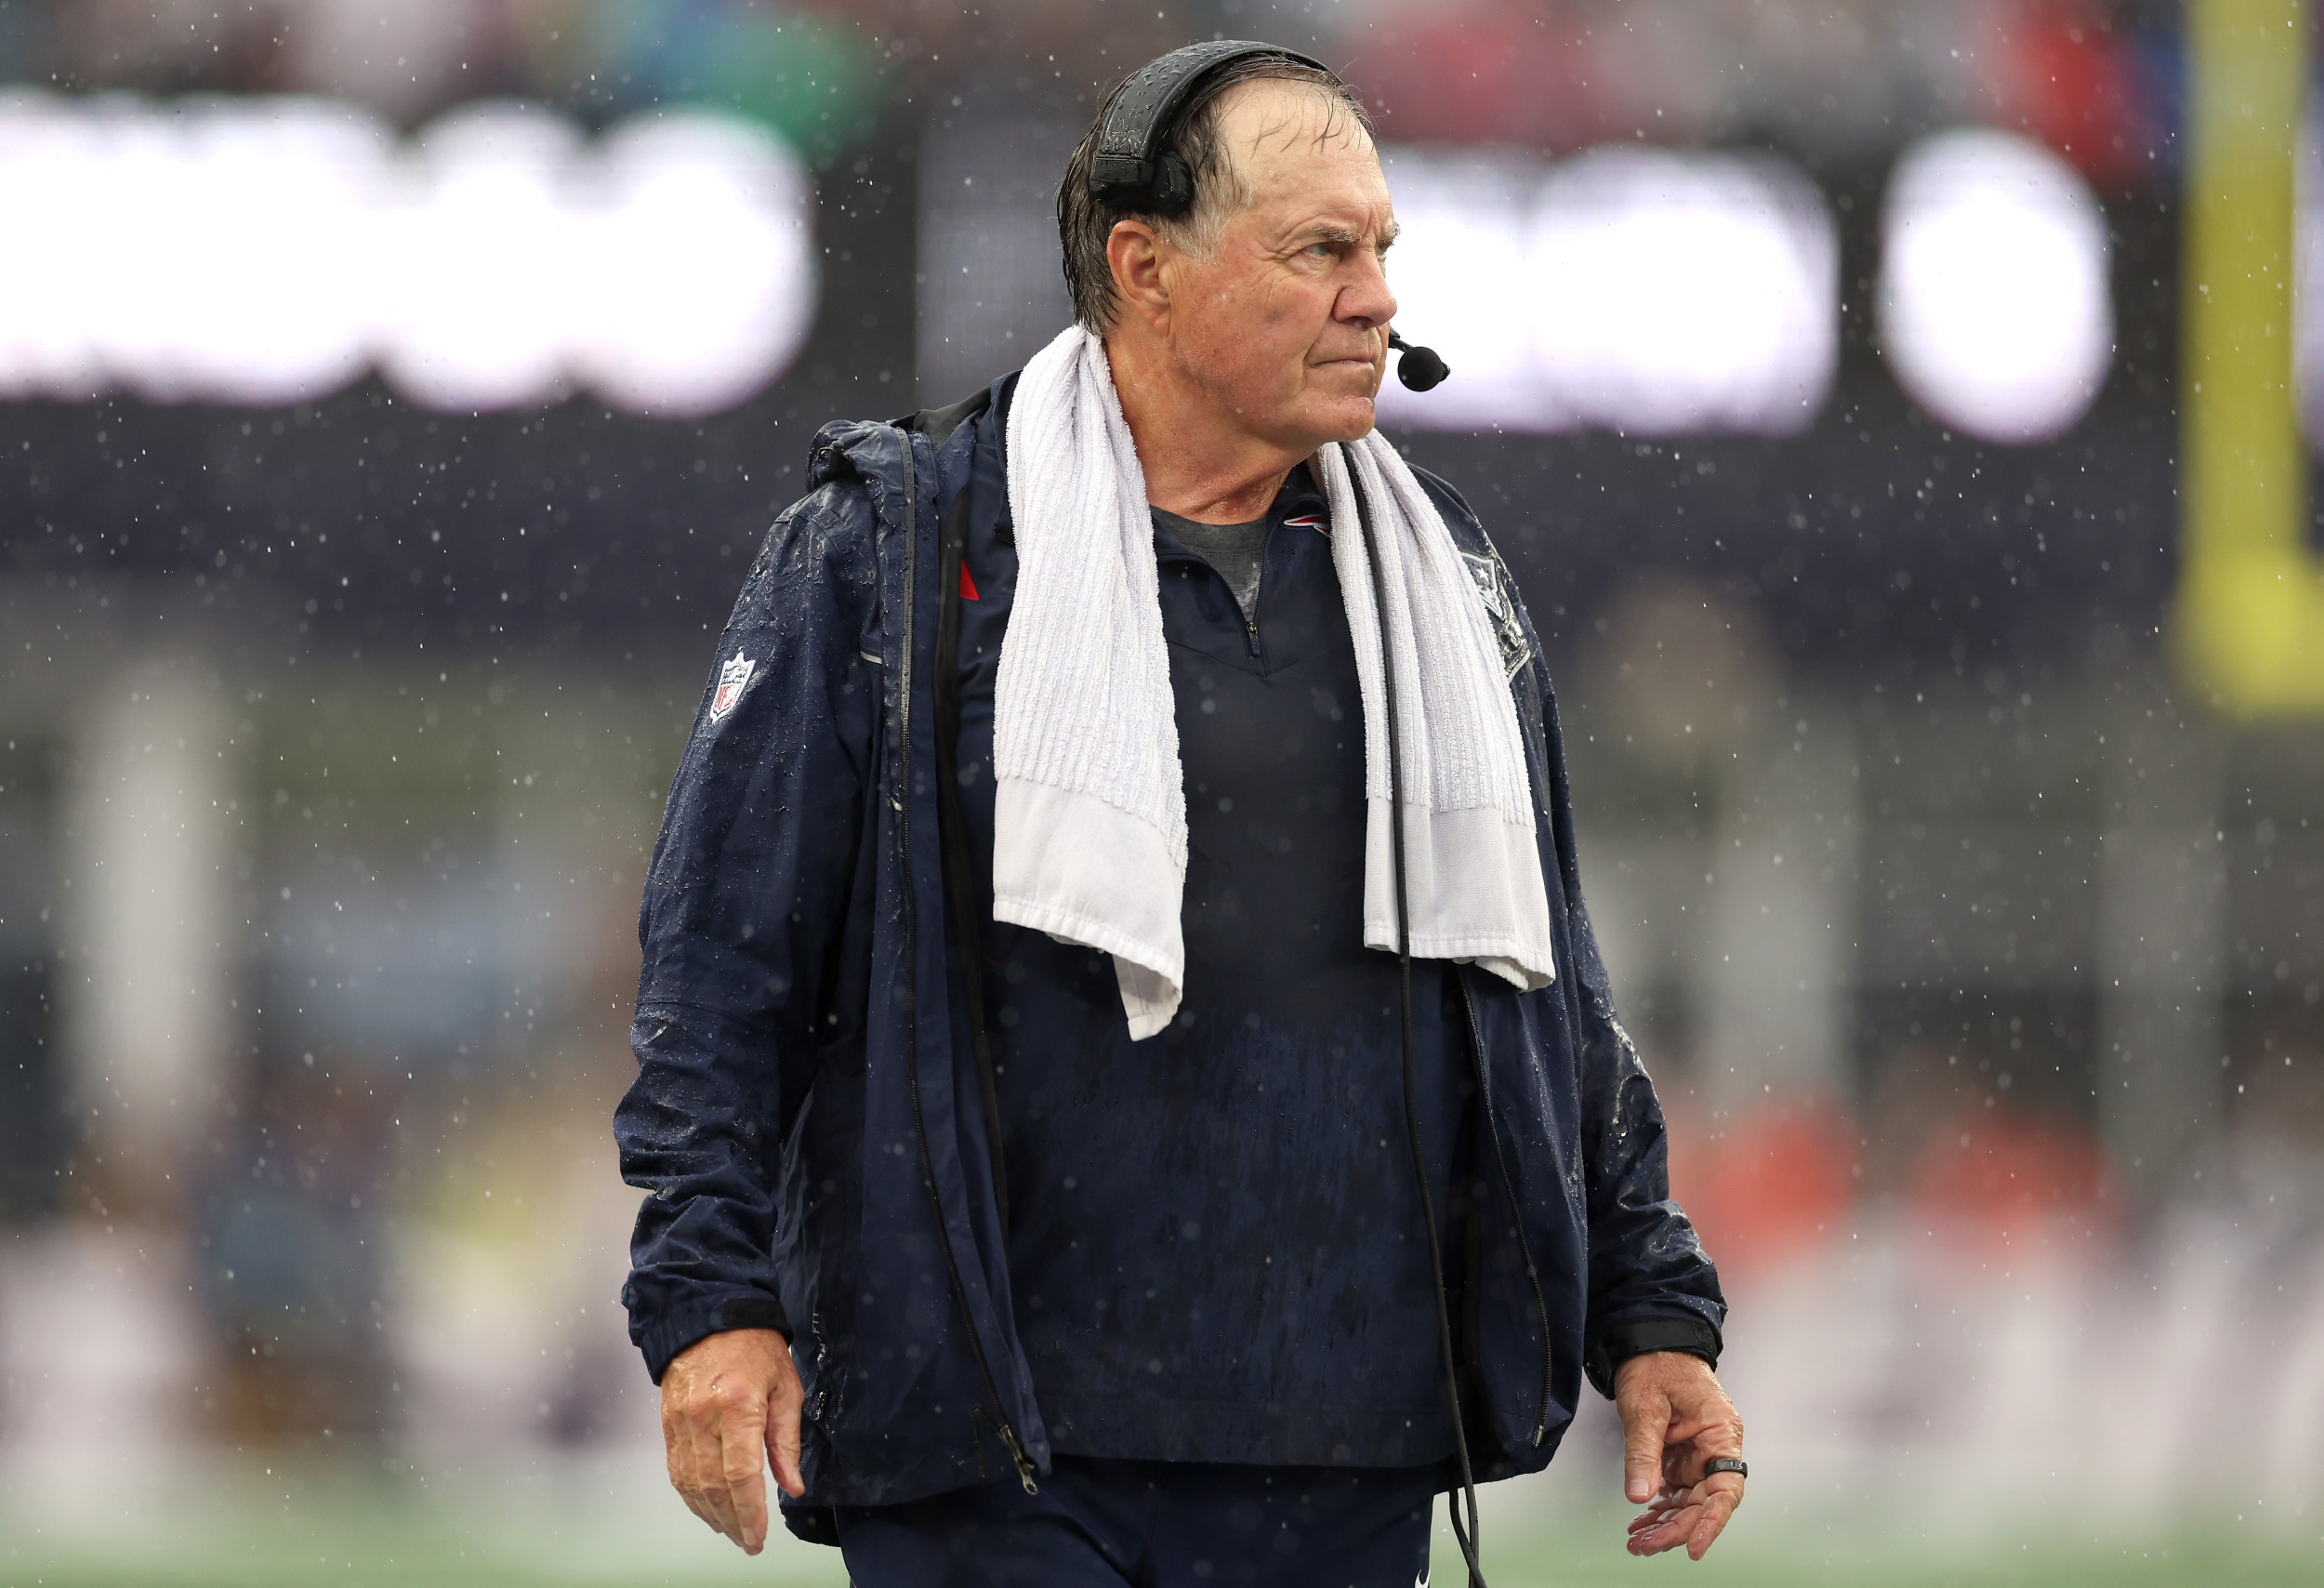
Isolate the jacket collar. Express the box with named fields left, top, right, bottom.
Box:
left=1148, top=459, right=1327, bottom=558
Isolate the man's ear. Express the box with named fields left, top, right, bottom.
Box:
left=1106, top=218, right=1172, bottom=333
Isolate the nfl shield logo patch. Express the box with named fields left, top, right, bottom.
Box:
left=709, top=654, right=755, bottom=721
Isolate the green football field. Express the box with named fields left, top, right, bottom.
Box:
left=2, top=1456, right=2314, bottom=1588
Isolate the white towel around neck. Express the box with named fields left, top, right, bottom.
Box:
left=993, top=325, right=1554, bottom=1039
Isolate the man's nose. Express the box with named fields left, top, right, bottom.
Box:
left=1338, top=252, right=1397, bottom=330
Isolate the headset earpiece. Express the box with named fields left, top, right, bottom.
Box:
left=1147, top=151, right=1195, bottom=216
left=1088, top=40, right=1327, bottom=215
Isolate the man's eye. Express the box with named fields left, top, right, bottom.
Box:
left=1306, top=242, right=1335, bottom=258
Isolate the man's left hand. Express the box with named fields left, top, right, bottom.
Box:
left=1614, top=1349, right=1745, bottom=1561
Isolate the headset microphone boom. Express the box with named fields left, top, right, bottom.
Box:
left=1388, top=329, right=1449, bottom=391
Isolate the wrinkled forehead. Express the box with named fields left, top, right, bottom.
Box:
left=1213, top=78, right=1384, bottom=201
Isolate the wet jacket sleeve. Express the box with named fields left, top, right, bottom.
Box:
left=615, top=482, right=879, bottom=1383
left=1411, top=466, right=1728, bottom=1396
left=1537, top=677, right=1729, bottom=1396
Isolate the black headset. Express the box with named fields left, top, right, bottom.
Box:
left=1089, top=39, right=1450, bottom=393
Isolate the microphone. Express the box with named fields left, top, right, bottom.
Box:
left=1388, top=330, right=1449, bottom=392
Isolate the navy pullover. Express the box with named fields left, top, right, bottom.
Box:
left=948, top=432, right=1470, bottom=1465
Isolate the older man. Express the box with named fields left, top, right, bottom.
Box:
left=616, top=43, right=1741, bottom=1587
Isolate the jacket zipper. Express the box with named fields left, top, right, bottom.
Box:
left=893, top=425, right=1039, bottom=1495
left=1243, top=534, right=1266, bottom=658
left=1153, top=540, right=1264, bottom=661
left=1459, top=970, right=1555, bottom=1447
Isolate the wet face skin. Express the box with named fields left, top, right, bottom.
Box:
left=1103, top=80, right=1400, bottom=522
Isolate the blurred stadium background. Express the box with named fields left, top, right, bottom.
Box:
left=0, top=1, right=2320, bottom=1582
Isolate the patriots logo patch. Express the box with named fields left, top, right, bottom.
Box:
left=708, top=654, right=755, bottom=722
left=1461, top=549, right=1534, bottom=682
left=1285, top=512, right=1328, bottom=534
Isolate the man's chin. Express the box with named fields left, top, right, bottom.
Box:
left=1310, top=393, right=1379, bottom=444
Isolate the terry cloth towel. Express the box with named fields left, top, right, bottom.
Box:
left=995, top=325, right=1556, bottom=1039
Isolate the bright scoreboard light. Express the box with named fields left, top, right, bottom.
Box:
left=1370, top=133, right=2123, bottom=443
left=1878, top=127, right=2114, bottom=444
left=0, top=92, right=818, bottom=416
left=1373, top=145, right=1839, bottom=436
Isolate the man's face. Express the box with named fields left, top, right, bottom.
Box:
left=1144, top=83, right=1399, bottom=452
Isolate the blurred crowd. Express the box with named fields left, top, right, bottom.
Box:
left=1, top=0, right=2179, bottom=180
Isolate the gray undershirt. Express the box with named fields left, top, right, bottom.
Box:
left=1151, top=507, right=1269, bottom=626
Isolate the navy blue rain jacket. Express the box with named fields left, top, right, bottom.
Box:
left=615, top=380, right=1724, bottom=1542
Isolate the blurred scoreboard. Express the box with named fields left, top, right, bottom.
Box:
left=0, top=92, right=817, bottom=416
left=0, top=89, right=2172, bottom=451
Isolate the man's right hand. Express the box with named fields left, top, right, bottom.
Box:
left=660, top=1327, right=805, bottom=1555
